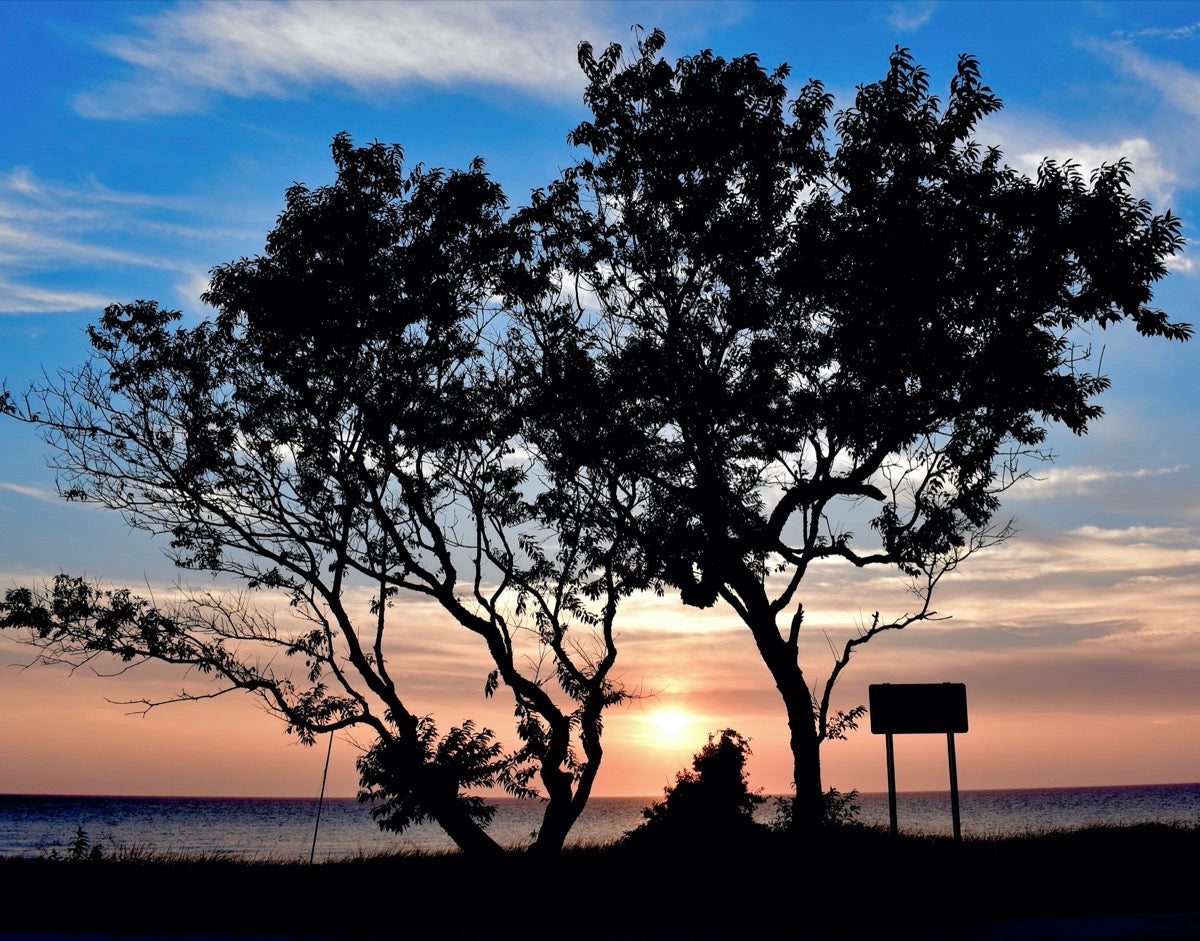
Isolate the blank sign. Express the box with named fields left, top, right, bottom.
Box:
left=869, top=683, right=968, bottom=734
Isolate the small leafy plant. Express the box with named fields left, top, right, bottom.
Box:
left=773, top=787, right=863, bottom=832
left=46, top=825, right=103, bottom=862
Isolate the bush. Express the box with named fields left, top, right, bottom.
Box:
left=772, top=787, right=863, bottom=833
left=625, top=729, right=766, bottom=847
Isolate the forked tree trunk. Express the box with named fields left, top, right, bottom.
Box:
left=531, top=712, right=606, bottom=855
left=530, top=695, right=606, bottom=856
left=530, top=765, right=577, bottom=856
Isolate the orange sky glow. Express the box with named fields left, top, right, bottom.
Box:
left=4, top=489, right=1198, bottom=799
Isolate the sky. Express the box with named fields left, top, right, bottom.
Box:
left=0, top=0, right=1198, bottom=803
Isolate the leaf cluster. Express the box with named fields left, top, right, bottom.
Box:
left=356, top=717, right=536, bottom=834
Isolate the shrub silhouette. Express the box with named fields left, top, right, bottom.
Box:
left=625, top=729, right=766, bottom=848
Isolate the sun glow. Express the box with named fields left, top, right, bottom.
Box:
left=646, top=709, right=696, bottom=746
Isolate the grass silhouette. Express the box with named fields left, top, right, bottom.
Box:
left=3, top=822, right=1197, bottom=937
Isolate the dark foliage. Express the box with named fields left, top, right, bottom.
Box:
left=44, top=826, right=103, bottom=863
left=772, top=786, right=862, bottom=832
left=356, top=718, right=531, bottom=833
left=625, top=730, right=767, bottom=847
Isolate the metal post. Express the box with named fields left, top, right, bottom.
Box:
left=309, top=732, right=334, bottom=864
left=947, top=731, right=961, bottom=843
left=885, top=731, right=898, bottom=837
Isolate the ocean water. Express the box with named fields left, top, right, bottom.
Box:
left=2, top=783, right=1197, bottom=860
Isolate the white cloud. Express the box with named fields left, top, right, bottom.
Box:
left=1021, top=39, right=1200, bottom=208
left=0, top=480, right=58, bottom=503
left=1165, top=252, right=1196, bottom=274
left=175, top=271, right=213, bottom=310
left=0, top=167, right=265, bottom=316
left=1005, top=135, right=1178, bottom=206
left=1113, top=22, right=1200, bottom=42
left=1006, top=463, right=1188, bottom=500
left=0, top=278, right=112, bottom=314
left=885, top=1, right=935, bottom=32
left=75, top=1, right=611, bottom=119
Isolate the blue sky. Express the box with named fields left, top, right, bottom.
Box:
left=1, top=1, right=1198, bottom=799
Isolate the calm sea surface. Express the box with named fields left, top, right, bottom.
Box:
left=2, top=783, right=1197, bottom=860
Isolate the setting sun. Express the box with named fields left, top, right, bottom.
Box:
left=647, top=710, right=696, bottom=746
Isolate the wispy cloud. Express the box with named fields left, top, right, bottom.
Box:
left=1070, top=524, right=1198, bottom=544
left=1, top=168, right=256, bottom=234
left=1100, top=40, right=1200, bottom=120
left=0, top=221, right=189, bottom=273
left=0, top=167, right=259, bottom=316
left=1007, top=463, right=1188, bottom=500
left=885, top=1, right=935, bottom=33
left=951, top=531, right=1200, bottom=586
left=1113, top=22, right=1200, bottom=42
left=0, top=278, right=112, bottom=314
left=76, top=1, right=613, bottom=120
left=0, top=480, right=58, bottom=503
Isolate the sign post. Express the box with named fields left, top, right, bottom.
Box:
left=869, top=682, right=968, bottom=841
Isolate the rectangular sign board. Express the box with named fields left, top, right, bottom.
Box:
left=869, top=683, right=968, bottom=734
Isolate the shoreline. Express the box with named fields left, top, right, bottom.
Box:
left=7, top=784, right=1200, bottom=860
left=5, top=780, right=1200, bottom=801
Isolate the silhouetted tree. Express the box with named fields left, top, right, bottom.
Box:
left=0, top=134, right=633, bottom=856
left=521, top=32, right=1190, bottom=832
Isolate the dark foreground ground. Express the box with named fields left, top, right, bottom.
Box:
left=2, top=824, right=1198, bottom=940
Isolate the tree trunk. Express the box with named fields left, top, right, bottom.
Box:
left=780, top=669, right=824, bottom=833
left=530, top=765, right=577, bottom=855
left=746, top=610, right=824, bottom=833
left=530, top=709, right=586, bottom=855
left=429, top=795, right=506, bottom=857
left=529, top=696, right=604, bottom=856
